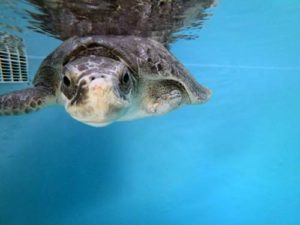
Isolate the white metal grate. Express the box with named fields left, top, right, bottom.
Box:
left=0, top=32, right=28, bottom=83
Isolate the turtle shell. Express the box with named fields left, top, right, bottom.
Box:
left=34, top=36, right=211, bottom=104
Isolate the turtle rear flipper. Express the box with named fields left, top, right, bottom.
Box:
left=0, top=85, right=56, bottom=115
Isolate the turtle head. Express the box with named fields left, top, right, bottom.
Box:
left=60, top=55, right=135, bottom=127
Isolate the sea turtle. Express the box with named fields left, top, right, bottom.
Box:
left=0, top=0, right=214, bottom=127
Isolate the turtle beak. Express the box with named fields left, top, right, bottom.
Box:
left=88, top=76, right=130, bottom=106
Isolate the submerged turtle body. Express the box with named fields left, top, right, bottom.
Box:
left=0, top=36, right=211, bottom=126
left=0, top=0, right=215, bottom=126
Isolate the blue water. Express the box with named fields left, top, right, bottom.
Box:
left=1, top=1, right=300, bottom=225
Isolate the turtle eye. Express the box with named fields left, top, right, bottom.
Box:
left=123, top=72, right=129, bottom=83
left=119, top=71, right=132, bottom=94
left=63, top=76, right=71, bottom=87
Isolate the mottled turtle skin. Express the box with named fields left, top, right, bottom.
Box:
left=0, top=0, right=214, bottom=126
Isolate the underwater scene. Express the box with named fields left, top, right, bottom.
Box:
left=0, top=0, right=300, bottom=225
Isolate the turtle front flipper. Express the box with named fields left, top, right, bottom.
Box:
left=0, top=85, right=56, bottom=115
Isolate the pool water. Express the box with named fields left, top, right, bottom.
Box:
left=1, top=1, right=300, bottom=225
